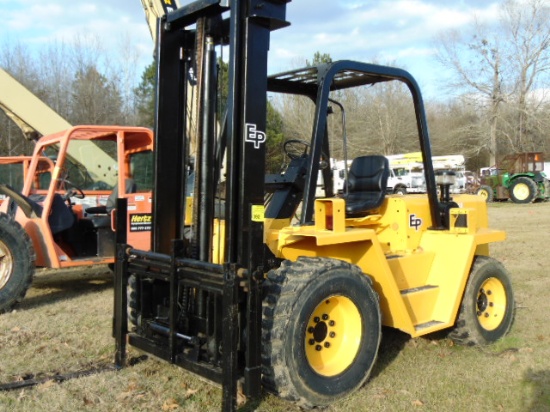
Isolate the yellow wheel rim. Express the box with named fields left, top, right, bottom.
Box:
left=477, top=277, right=507, bottom=331
left=0, top=240, right=13, bottom=290
left=478, top=189, right=489, bottom=199
left=304, top=295, right=362, bottom=377
left=512, top=183, right=529, bottom=200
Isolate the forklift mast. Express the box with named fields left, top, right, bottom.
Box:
left=114, top=0, right=290, bottom=410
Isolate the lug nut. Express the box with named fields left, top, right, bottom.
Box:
left=309, top=339, right=315, bottom=345
left=308, top=327, right=314, bottom=333
left=315, top=345, right=322, bottom=351
left=484, top=313, right=489, bottom=317
left=329, top=332, right=336, bottom=338
left=329, top=320, right=335, bottom=327
left=322, top=314, right=329, bottom=320
left=324, top=342, right=330, bottom=348
left=325, top=300, right=330, bottom=305
left=314, top=317, right=320, bottom=323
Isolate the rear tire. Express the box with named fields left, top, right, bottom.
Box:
left=262, top=257, right=381, bottom=408
left=476, top=185, right=494, bottom=202
left=448, top=256, right=514, bottom=345
left=509, top=177, right=537, bottom=203
left=0, top=213, right=35, bottom=313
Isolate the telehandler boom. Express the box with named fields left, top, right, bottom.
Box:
left=114, top=1, right=515, bottom=410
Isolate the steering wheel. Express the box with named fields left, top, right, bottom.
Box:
left=282, top=139, right=329, bottom=169
left=60, top=179, right=86, bottom=200
left=283, top=139, right=310, bottom=160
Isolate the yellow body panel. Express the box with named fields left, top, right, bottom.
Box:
left=266, top=194, right=506, bottom=337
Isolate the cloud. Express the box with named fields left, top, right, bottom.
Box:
left=0, top=0, right=503, bottom=99
left=268, top=0, right=502, bottom=91
left=2, top=0, right=149, bottom=48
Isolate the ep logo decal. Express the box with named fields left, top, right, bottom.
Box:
left=409, top=214, right=422, bottom=231
left=245, top=123, right=266, bottom=149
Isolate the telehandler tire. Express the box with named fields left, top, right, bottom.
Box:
left=509, top=177, right=537, bottom=203
left=262, top=257, right=381, bottom=408
left=128, top=274, right=139, bottom=326
left=0, top=213, right=35, bottom=313
left=448, top=256, right=514, bottom=346
left=476, top=185, right=494, bottom=202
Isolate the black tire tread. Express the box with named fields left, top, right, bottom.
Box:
left=0, top=212, right=36, bottom=313
left=128, top=274, right=139, bottom=325
left=448, top=256, right=515, bottom=346
left=509, top=177, right=537, bottom=203
left=261, top=257, right=380, bottom=407
left=476, top=185, right=494, bottom=202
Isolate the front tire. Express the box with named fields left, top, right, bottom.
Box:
left=448, top=256, right=514, bottom=345
left=509, top=177, right=537, bottom=203
left=394, top=186, right=407, bottom=195
left=262, top=257, right=381, bottom=408
left=476, top=185, right=494, bottom=202
left=0, top=213, right=35, bottom=313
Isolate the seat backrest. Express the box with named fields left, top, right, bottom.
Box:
left=106, top=178, right=137, bottom=212
left=345, top=155, right=389, bottom=216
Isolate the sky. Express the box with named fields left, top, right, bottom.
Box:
left=0, top=0, right=502, bottom=100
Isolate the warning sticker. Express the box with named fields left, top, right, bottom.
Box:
left=251, top=205, right=264, bottom=222
left=130, top=213, right=152, bottom=232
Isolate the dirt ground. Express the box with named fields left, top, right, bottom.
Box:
left=0, top=201, right=549, bottom=411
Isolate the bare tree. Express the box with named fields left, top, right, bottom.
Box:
left=36, top=41, right=75, bottom=121
left=501, top=0, right=550, bottom=152
left=0, top=42, right=41, bottom=155
left=70, top=65, right=123, bottom=125
left=427, top=98, right=488, bottom=169
left=0, top=32, right=144, bottom=156
left=436, top=20, right=507, bottom=166
left=435, top=0, right=550, bottom=165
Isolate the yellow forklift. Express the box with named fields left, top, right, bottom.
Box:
left=113, top=1, right=514, bottom=410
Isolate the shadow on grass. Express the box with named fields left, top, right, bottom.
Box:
left=15, top=266, right=113, bottom=312
left=524, top=369, right=550, bottom=411
left=369, top=326, right=410, bottom=380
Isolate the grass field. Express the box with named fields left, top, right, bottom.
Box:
left=0, top=201, right=549, bottom=411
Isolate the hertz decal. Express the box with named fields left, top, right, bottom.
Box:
left=130, top=213, right=152, bottom=232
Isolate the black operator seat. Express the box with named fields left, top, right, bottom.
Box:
left=84, top=179, right=137, bottom=228
left=0, top=184, right=74, bottom=234
left=344, top=155, right=390, bottom=216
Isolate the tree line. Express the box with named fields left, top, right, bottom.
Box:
left=1, top=0, right=549, bottom=174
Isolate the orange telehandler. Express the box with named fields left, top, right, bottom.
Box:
left=0, top=125, right=153, bottom=312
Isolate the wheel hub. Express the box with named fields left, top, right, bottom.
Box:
left=513, top=183, right=529, bottom=200
left=312, top=319, right=328, bottom=343
left=477, top=290, right=488, bottom=312
left=476, top=277, right=506, bottom=331
left=304, top=295, right=362, bottom=377
left=0, top=240, right=14, bottom=290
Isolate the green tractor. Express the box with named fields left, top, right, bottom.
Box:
left=476, top=152, right=550, bottom=203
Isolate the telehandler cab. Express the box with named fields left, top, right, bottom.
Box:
left=0, top=125, right=154, bottom=312
left=0, top=156, right=55, bottom=199
left=113, top=1, right=515, bottom=410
